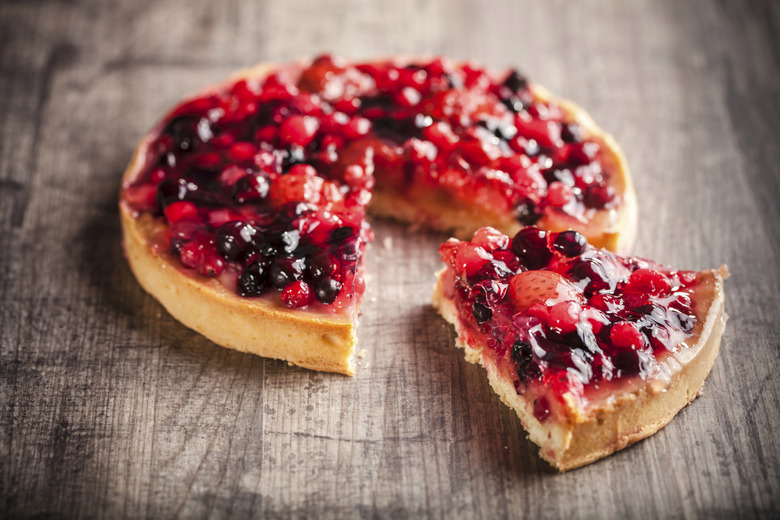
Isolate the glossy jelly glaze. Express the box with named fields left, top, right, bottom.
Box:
left=122, top=55, right=620, bottom=309
left=438, top=227, right=702, bottom=422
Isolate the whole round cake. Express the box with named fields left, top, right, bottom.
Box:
left=120, top=55, right=637, bottom=375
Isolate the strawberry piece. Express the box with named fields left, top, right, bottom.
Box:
left=509, top=270, right=582, bottom=312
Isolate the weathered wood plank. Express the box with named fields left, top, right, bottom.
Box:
left=1, top=0, right=778, bottom=518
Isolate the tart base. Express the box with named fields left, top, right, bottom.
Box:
left=432, top=268, right=727, bottom=471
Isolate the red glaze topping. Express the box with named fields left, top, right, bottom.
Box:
left=123, top=55, right=620, bottom=308
left=439, top=227, right=701, bottom=421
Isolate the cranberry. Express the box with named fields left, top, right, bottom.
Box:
left=342, top=117, right=371, bottom=139
left=423, top=121, right=459, bottom=150
left=315, top=277, right=342, bottom=304
left=281, top=280, right=313, bottom=308
left=279, top=115, right=319, bottom=147
left=511, top=227, right=552, bottom=270
left=215, top=221, right=257, bottom=261
left=199, top=251, right=225, bottom=277
left=228, top=142, right=258, bottom=162
left=609, top=321, right=644, bottom=350
left=553, top=230, right=587, bottom=257
left=179, top=240, right=204, bottom=269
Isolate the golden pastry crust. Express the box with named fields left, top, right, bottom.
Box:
left=432, top=267, right=727, bottom=471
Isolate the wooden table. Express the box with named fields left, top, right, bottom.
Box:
left=2, top=1, right=778, bottom=518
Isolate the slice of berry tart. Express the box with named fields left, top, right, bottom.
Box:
left=120, top=55, right=637, bottom=374
left=433, top=226, right=728, bottom=470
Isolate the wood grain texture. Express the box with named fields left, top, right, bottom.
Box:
left=1, top=0, right=779, bottom=518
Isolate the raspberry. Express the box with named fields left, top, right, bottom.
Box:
left=626, top=269, right=671, bottom=297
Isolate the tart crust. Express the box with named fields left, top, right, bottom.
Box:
left=120, top=59, right=637, bottom=375
left=432, top=267, right=727, bottom=471
left=121, top=203, right=357, bottom=374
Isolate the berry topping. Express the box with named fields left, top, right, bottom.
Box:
left=124, top=56, right=621, bottom=311
left=439, top=226, right=703, bottom=399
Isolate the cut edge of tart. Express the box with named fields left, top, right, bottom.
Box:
left=121, top=128, right=359, bottom=376
left=432, top=227, right=728, bottom=471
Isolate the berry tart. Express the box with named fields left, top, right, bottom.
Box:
left=120, top=55, right=637, bottom=374
left=433, top=226, right=728, bottom=470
